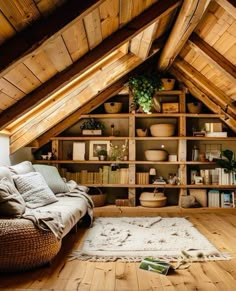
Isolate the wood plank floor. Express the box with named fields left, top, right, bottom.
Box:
left=1, top=206, right=236, bottom=291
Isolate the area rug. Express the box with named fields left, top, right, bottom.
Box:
left=70, top=217, right=230, bottom=262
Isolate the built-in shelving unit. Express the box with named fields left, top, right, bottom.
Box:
left=34, top=89, right=236, bottom=209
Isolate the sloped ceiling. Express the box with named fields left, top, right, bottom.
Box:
left=0, top=0, right=235, bottom=154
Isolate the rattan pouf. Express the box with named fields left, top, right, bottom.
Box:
left=0, top=218, right=61, bottom=272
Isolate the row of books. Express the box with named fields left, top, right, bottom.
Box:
left=198, top=168, right=236, bottom=185
left=208, top=190, right=236, bottom=208
left=60, top=166, right=129, bottom=184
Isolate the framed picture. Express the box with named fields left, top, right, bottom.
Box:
left=89, top=141, right=110, bottom=160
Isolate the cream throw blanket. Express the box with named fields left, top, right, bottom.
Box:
left=22, top=180, right=94, bottom=240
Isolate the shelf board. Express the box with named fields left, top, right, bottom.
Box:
left=51, top=136, right=129, bottom=141
left=33, top=160, right=185, bottom=165
left=81, top=113, right=130, bottom=118
left=186, top=137, right=236, bottom=141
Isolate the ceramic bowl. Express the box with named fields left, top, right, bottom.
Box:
left=145, top=149, right=168, bottom=161
left=136, top=128, right=148, bottom=137
left=104, top=102, right=122, bottom=113
left=150, top=123, right=175, bottom=137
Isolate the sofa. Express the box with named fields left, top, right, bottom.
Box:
left=0, top=161, right=94, bottom=272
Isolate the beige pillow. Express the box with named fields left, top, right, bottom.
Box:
left=0, top=177, right=26, bottom=217
left=13, top=172, right=58, bottom=209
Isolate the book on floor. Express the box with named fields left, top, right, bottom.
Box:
left=139, top=257, right=172, bottom=275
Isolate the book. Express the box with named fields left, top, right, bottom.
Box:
left=221, top=192, right=234, bottom=208
left=139, top=257, right=172, bottom=275
left=208, top=189, right=220, bottom=207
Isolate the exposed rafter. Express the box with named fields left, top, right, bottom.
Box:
left=0, top=0, right=106, bottom=73
left=32, top=53, right=160, bottom=149
left=215, top=0, right=236, bottom=18
left=0, top=0, right=181, bottom=131
left=170, top=66, right=236, bottom=132
left=189, top=33, right=236, bottom=83
left=173, top=58, right=236, bottom=119
left=157, top=0, right=211, bottom=71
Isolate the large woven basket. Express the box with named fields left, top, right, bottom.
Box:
left=0, top=218, right=61, bottom=272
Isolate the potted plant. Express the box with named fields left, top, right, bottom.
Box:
left=216, top=149, right=236, bottom=184
left=128, top=73, right=164, bottom=113
left=80, top=118, right=105, bottom=135
left=97, top=149, right=108, bottom=161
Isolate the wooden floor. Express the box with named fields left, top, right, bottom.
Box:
left=1, top=206, right=236, bottom=291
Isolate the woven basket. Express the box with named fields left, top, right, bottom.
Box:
left=89, top=187, right=107, bottom=207
left=0, top=218, right=61, bottom=272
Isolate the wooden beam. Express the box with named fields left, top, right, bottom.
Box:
left=189, top=33, right=236, bottom=83
left=32, top=54, right=160, bottom=149
left=215, top=0, right=236, bottom=18
left=170, top=66, right=236, bottom=132
left=0, top=0, right=181, bottom=131
left=157, top=0, right=211, bottom=71
left=0, top=0, right=105, bottom=73
left=174, top=58, right=236, bottom=119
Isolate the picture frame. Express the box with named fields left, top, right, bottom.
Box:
left=89, top=141, right=110, bottom=160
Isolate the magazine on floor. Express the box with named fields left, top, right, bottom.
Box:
left=139, top=257, right=172, bottom=275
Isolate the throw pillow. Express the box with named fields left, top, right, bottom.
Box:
left=33, top=164, right=69, bottom=194
left=9, top=161, right=35, bottom=175
left=0, top=166, right=14, bottom=183
left=0, top=177, right=26, bottom=217
left=13, top=172, right=58, bottom=209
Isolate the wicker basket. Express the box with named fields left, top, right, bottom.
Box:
left=89, top=187, right=107, bottom=207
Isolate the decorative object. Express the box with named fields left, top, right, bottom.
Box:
left=80, top=118, right=104, bottom=136
left=139, top=190, right=167, bottom=207
left=150, top=123, right=175, bottom=137
left=70, top=217, right=229, bottom=262
left=41, top=155, right=48, bottom=160
left=136, top=128, right=148, bottom=137
left=161, top=78, right=175, bottom=90
left=89, top=141, right=110, bottom=160
left=189, top=189, right=207, bottom=207
left=162, top=102, right=179, bottom=113
left=168, top=154, right=177, bottom=162
left=73, top=142, right=85, bottom=160
left=104, top=102, right=122, bottom=113
left=187, top=102, right=202, bottom=113
left=145, top=149, right=168, bottom=161
left=128, top=73, right=163, bottom=113
left=109, top=140, right=128, bottom=161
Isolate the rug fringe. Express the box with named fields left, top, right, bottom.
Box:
left=68, top=250, right=231, bottom=263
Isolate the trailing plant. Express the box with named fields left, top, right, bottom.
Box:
left=80, top=118, right=105, bottom=131
left=216, top=149, right=236, bottom=173
left=128, top=73, right=163, bottom=113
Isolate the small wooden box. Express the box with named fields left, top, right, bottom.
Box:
left=162, top=103, right=179, bottom=113
left=115, top=199, right=130, bottom=207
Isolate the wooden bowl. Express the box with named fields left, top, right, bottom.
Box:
left=104, top=102, right=122, bottom=113
left=161, top=78, right=175, bottom=90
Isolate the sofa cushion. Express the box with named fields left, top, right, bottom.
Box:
left=9, top=161, right=35, bottom=175
left=13, top=172, right=58, bottom=209
left=0, top=177, right=26, bottom=217
left=33, top=164, right=69, bottom=194
left=0, top=166, right=14, bottom=183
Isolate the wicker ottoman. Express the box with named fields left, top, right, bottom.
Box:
left=0, top=218, right=61, bottom=272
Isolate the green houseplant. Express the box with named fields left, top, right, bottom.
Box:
left=97, top=149, right=108, bottom=161
left=128, top=73, right=163, bottom=113
left=80, top=118, right=105, bottom=135
left=216, top=149, right=236, bottom=173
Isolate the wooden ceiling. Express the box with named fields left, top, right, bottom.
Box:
left=0, top=0, right=235, bottom=154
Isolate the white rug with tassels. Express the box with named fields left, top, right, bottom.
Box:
left=70, top=217, right=230, bottom=262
